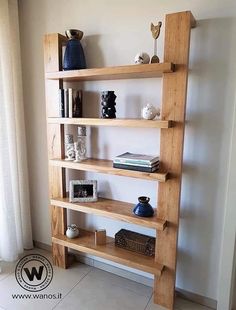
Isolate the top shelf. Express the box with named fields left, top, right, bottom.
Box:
left=45, top=62, right=175, bottom=81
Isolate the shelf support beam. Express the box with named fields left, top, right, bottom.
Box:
left=154, top=11, right=194, bottom=309
left=44, top=33, right=68, bottom=268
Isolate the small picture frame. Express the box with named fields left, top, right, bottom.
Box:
left=69, top=180, right=98, bottom=202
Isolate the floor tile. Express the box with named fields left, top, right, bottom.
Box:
left=0, top=249, right=91, bottom=310
left=55, top=268, right=150, bottom=310
left=175, top=297, right=212, bottom=310
left=0, top=260, right=15, bottom=282
left=87, top=268, right=152, bottom=298
left=145, top=297, right=175, bottom=310
left=0, top=248, right=213, bottom=310
left=146, top=296, right=211, bottom=310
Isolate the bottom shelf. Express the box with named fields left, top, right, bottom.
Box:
left=52, top=230, right=164, bottom=276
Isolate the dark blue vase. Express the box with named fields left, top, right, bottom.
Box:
left=133, top=196, right=154, bottom=217
left=63, top=29, right=86, bottom=70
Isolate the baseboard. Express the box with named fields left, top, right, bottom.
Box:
left=33, top=240, right=217, bottom=309
left=33, top=240, right=51, bottom=252
left=175, top=288, right=216, bottom=309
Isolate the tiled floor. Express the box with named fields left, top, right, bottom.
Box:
left=0, top=248, right=212, bottom=310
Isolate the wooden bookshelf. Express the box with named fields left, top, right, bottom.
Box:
left=44, top=11, right=195, bottom=310
left=49, top=158, right=168, bottom=182
left=52, top=230, right=164, bottom=276
left=47, top=117, right=173, bottom=128
left=45, top=62, right=174, bottom=81
left=51, top=197, right=167, bottom=230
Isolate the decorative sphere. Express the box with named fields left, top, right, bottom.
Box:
left=142, top=104, right=160, bottom=120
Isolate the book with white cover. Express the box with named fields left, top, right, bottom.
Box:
left=68, top=88, right=73, bottom=118
left=114, top=152, right=159, bottom=165
left=64, top=89, right=69, bottom=117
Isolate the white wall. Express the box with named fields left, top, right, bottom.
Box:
left=18, top=0, right=236, bottom=302
left=217, top=89, right=236, bottom=309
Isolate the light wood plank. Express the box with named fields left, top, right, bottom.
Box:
left=50, top=197, right=167, bottom=230
left=44, top=33, right=68, bottom=268
left=52, top=230, right=164, bottom=276
left=49, top=158, right=168, bottom=182
left=47, top=117, right=173, bottom=128
left=154, top=11, right=194, bottom=309
left=45, top=62, right=174, bottom=81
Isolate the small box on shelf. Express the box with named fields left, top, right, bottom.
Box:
left=95, top=229, right=106, bottom=245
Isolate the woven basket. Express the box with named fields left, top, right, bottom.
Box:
left=115, top=229, right=155, bottom=257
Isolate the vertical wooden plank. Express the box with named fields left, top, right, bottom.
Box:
left=43, top=33, right=68, bottom=268
left=154, top=12, right=195, bottom=309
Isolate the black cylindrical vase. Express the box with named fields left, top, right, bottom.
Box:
left=101, top=91, right=117, bottom=119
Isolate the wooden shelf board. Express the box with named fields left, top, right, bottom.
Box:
left=51, top=197, right=167, bottom=230
left=45, top=63, right=174, bottom=81
left=52, top=231, right=164, bottom=276
left=49, top=158, right=168, bottom=182
left=47, top=118, right=172, bottom=128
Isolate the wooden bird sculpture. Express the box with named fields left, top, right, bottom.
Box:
left=150, top=21, right=162, bottom=63
left=151, top=22, right=162, bottom=39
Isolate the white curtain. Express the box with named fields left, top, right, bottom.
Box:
left=0, top=0, right=33, bottom=261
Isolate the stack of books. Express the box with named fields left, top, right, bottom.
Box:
left=113, top=152, right=159, bottom=172
left=59, top=88, right=82, bottom=118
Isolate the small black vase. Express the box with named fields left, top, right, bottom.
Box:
left=133, top=196, right=154, bottom=217
left=63, top=29, right=86, bottom=70
left=101, top=91, right=116, bottom=119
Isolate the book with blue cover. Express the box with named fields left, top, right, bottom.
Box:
left=113, top=162, right=159, bottom=173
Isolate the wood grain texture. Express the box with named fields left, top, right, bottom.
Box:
left=47, top=117, right=173, bottom=128
left=50, top=197, right=167, bottom=230
left=52, top=230, right=164, bottom=276
left=49, top=158, right=168, bottom=182
left=44, top=33, right=68, bottom=268
left=154, top=11, right=194, bottom=309
left=45, top=62, right=174, bottom=81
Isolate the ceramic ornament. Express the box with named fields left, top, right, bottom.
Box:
left=133, top=196, right=154, bottom=217
left=66, top=224, right=79, bottom=239
left=134, top=52, right=150, bottom=64
left=101, top=91, right=117, bottom=119
left=142, top=104, right=160, bottom=120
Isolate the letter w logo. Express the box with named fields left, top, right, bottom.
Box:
left=24, top=266, right=44, bottom=281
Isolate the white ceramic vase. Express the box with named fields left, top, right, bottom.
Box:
left=66, top=224, right=79, bottom=239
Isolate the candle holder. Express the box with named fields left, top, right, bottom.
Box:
left=65, top=134, right=75, bottom=161
left=74, top=126, right=87, bottom=162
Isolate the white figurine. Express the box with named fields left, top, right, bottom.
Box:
left=142, top=104, right=160, bottom=120
left=134, top=52, right=150, bottom=64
